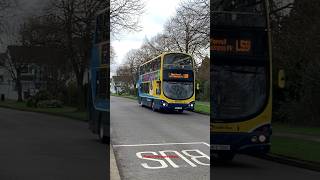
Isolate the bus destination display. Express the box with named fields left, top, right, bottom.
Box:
left=169, top=73, right=189, bottom=79
left=212, top=38, right=252, bottom=55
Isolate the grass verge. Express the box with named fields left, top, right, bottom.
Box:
left=273, top=123, right=320, bottom=136
left=111, top=93, right=210, bottom=115
left=194, top=101, right=210, bottom=115
left=0, top=100, right=87, bottom=121
left=271, top=136, right=320, bottom=163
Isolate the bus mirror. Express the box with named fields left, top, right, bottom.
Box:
left=278, top=69, right=286, bottom=89
left=196, top=83, right=200, bottom=90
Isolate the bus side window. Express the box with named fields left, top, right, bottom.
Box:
left=156, top=81, right=161, bottom=95
left=141, top=83, right=149, bottom=94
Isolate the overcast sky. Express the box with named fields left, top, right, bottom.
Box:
left=111, top=0, right=183, bottom=74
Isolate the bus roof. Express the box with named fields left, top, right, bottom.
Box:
left=139, top=52, right=192, bottom=67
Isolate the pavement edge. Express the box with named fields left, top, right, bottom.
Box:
left=258, top=153, right=320, bottom=172
left=0, top=105, right=87, bottom=121
left=110, top=145, right=121, bottom=180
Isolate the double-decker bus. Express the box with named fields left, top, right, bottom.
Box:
left=211, top=0, right=272, bottom=160
left=137, top=52, right=195, bottom=113
left=88, top=9, right=109, bottom=143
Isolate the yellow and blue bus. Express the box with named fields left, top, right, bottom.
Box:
left=88, top=9, right=109, bottom=143
left=137, top=52, right=195, bottom=113
left=211, top=0, right=272, bottom=160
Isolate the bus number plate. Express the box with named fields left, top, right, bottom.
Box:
left=211, top=144, right=231, bottom=151
left=175, top=107, right=183, bottom=110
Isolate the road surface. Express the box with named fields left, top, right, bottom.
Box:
left=110, top=96, right=210, bottom=180
left=213, top=154, right=320, bottom=180
left=0, top=108, right=107, bottom=180
left=111, top=96, right=320, bottom=180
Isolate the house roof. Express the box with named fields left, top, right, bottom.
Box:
left=7, top=46, right=67, bottom=65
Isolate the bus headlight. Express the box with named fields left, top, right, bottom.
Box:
left=162, top=101, right=168, bottom=107
left=189, top=102, right=195, bottom=108
left=259, top=135, right=266, bottom=143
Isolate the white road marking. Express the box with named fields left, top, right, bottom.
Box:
left=136, top=149, right=210, bottom=169
left=113, top=142, right=209, bottom=147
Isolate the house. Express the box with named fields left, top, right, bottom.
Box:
left=0, top=46, right=67, bottom=100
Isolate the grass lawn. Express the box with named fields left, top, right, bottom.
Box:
left=272, top=123, right=320, bottom=136
left=0, top=100, right=87, bottom=121
left=271, top=136, right=320, bottom=163
left=194, top=101, right=210, bottom=115
left=111, top=93, right=210, bottom=115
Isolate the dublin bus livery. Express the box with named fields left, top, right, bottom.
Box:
left=88, top=9, right=109, bottom=143
left=211, top=0, right=272, bottom=160
left=137, top=52, right=195, bottom=113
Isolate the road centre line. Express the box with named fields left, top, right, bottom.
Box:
left=113, top=142, right=210, bottom=147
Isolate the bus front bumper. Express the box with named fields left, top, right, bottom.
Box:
left=158, top=101, right=195, bottom=111
left=211, top=131, right=271, bottom=155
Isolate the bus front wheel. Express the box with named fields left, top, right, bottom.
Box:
left=152, top=101, right=157, bottom=111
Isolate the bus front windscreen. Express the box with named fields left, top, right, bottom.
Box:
left=212, top=0, right=267, bottom=27
left=163, top=81, right=194, bottom=100
left=163, top=54, right=194, bottom=100
left=211, top=62, right=267, bottom=121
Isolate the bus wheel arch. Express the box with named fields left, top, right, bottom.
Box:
left=151, top=100, right=157, bottom=111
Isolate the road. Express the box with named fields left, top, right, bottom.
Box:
left=0, top=108, right=107, bottom=180
left=213, top=154, right=320, bottom=180
left=110, top=96, right=210, bottom=180
left=111, top=96, right=320, bottom=180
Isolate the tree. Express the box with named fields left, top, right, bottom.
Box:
left=4, top=45, right=67, bottom=102
left=110, top=0, right=145, bottom=37
left=19, top=15, right=64, bottom=47
left=119, top=0, right=210, bottom=96
left=163, top=0, right=209, bottom=62
left=271, top=0, right=320, bottom=125
left=20, top=16, right=71, bottom=97
left=0, top=0, right=11, bottom=25
left=46, top=0, right=108, bottom=110
left=0, top=0, right=16, bottom=43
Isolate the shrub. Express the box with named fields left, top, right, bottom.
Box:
left=26, top=90, right=55, bottom=108
left=37, top=100, right=63, bottom=108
